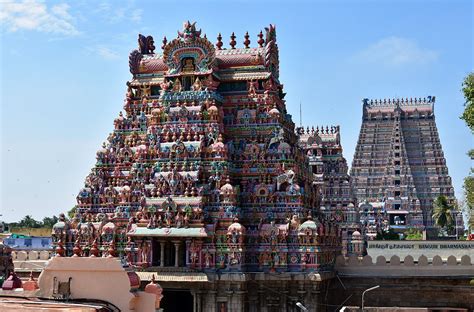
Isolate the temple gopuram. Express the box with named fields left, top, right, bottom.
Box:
left=53, top=22, right=341, bottom=311
left=350, top=97, right=458, bottom=238
left=297, top=126, right=362, bottom=256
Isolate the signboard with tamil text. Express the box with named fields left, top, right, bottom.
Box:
left=367, top=240, right=474, bottom=261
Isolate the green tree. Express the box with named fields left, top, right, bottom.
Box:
left=461, top=73, right=474, bottom=132
left=42, top=216, right=59, bottom=228
left=464, top=147, right=474, bottom=212
left=432, top=196, right=455, bottom=234
left=375, top=228, right=399, bottom=240
left=67, top=206, right=77, bottom=219
left=405, top=228, right=423, bottom=240
left=465, top=175, right=474, bottom=210
left=17, top=215, right=41, bottom=228
left=461, top=73, right=474, bottom=235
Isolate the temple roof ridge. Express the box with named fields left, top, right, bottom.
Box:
left=129, top=22, right=280, bottom=78
left=138, top=23, right=274, bottom=55
left=362, top=95, right=435, bottom=108
left=142, top=47, right=264, bottom=58
left=297, top=125, right=341, bottom=135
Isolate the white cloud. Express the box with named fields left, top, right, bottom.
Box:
left=0, top=0, right=79, bottom=36
left=130, top=8, right=142, bottom=23
left=96, top=46, right=120, bottom=60
left=51, top=3, right=73, bottom=21
left=94, top=1, right=142, bottom=24
left=85, top=45, right=120, bottom=60
left=356, top=36, right=438, bottom=66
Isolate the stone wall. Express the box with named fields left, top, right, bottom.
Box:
left=328, top=276, right=473, bottom=311
left=327, top=255, right=474, bottom=310
left=146, top=272, right=334, bottom=312
left=12, top=249, right=53, bottom=261
left=12, top=249, right=53, bottom=278
left=37, top=257, right=158, bottom=312
left=136, top=254, right=474, bottom=311
left=335, top=254, right=473, bottom=277
left=341, top=308, right=469, bottom=312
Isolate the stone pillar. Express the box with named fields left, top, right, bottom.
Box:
left=196, top=290, right=203, bottom=312
left=297, top=286, right=307, bottom=312
left=313, top=290, right=320, bottom=312
left=174, top=242, right=180, bottom=267
left=226, top=290, right=233, bottom=312
left=160, top=241, right=165, bottom=267
left=205, top=290, right=217, bottom=312
left=281, top=288, right=289, bottom=312
left=303, top=281, right=320, bottom=312
left=248, top=291, right=258, bottom=312
left=149, top=240, right=154, bottom=265
left=258, top=288, right=266, bottom=312
left=186, top=240, right=190, bottom=266
left=198, top=240, right=203, bottom=269
left=288, top=297, right=298, bottom=312
left=191, top=290, right=201, bottom=312
left=234, top=290, right=247, bottom=312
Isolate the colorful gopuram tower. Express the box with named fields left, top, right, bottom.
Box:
left=350, top=97, right=456, bottom=237
left=297, top=126, right=362, bottom=256
left=53, top=22, right=341, bottom=311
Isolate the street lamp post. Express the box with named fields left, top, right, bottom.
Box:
left=361, top=285, right=380, bottom=311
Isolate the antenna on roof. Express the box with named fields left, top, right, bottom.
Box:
left=299, top=101, right=302, bottom=127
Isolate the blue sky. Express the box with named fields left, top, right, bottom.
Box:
left=1, top=0, right=472, bottom=222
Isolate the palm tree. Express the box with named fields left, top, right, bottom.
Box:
left=42, top=216, right=59, bottom=228
left=18, top=215, right=41, bottom=228
left=432, top=195, right=455, bottom=235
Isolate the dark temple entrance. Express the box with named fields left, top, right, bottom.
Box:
left=161, top=289, right=193, bottom=312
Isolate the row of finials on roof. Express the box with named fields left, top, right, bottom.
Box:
left=364, top=96, right=435, bottom=106
left=138, top=31, right=271, bottom=54
left=296, top=126, right=340, bottom=135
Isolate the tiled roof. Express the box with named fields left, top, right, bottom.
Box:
left=215, top=47, right=263, bottom=56
left=129, top=76, right=164, bottom=86
left=216, top=71, right=270, bottom=81
left=138, top=47, right=266, bottom=74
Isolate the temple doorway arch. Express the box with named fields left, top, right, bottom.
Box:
left=161, top=289, right=193, bottom=312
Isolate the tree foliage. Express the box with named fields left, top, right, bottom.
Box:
left=464, top=176, right=474, bottom=210
left=42, top=216, right=59, bottom=228
left=7, top=215, right=58, bottom=229
left=67, top=206, right=77, bottom=219
left=432, top=195, right=455, bottom=231
left=375, top=228, right=400, bottom=240
left=461, top=73, right=474, bottom=214
left=405, top=228, right=423, bottom=240
left=465, top=149, right=474, bottom=211
left=468, top=149, right=474, bottom=160
left=461, top=73, right=474, bottom=132
left=18, top=215, right=42, bottom=228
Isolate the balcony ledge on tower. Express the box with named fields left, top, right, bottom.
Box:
left=127, top=225, right=208, bottom=238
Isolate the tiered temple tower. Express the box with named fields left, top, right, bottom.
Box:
left=298, top=126, right=362, bottom=256
left=351, top=97, right=455, bottom=237
left=53, top=22, right=341, bottom=311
